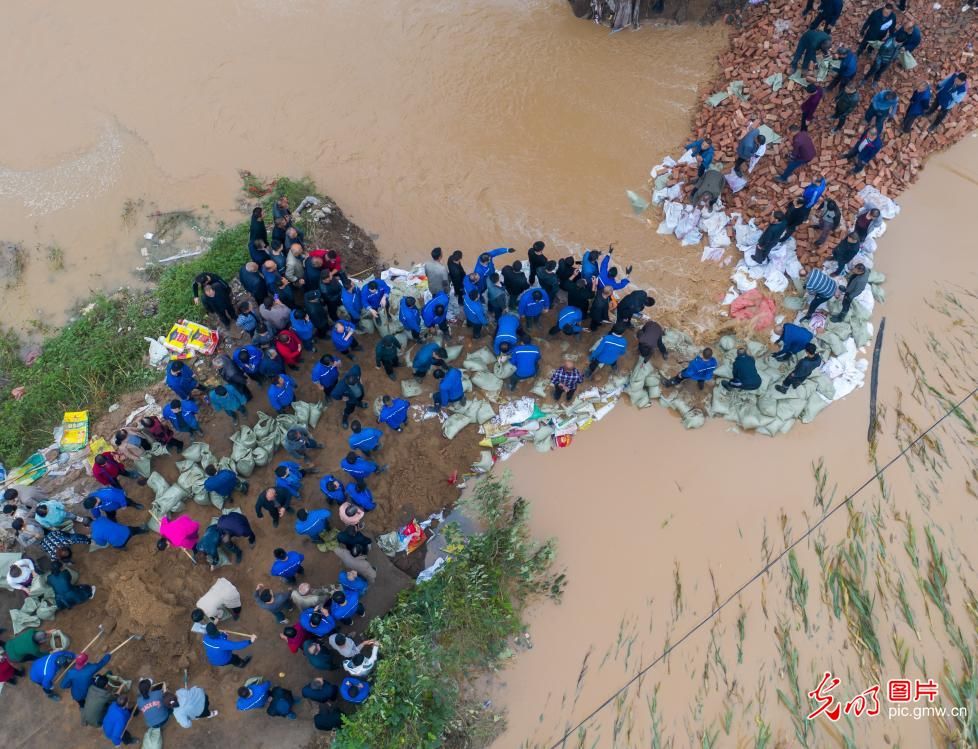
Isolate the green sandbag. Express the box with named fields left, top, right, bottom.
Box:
left=682, top=409, right=706, bottom=429
left=783, top=296, right=804, bottom=310
left=357, top=317, right=376, bottom=335
left=256, top=431, right=278, bottom=455
left=776, top=399, right=804, bottom=421
left=629, top=361, right=654, bottom=386
left=218, top=456, right=236, bottom=472
left=233, top=424, right=257, bottom=450
left=462, top=355, right=488, bottom=373
left=293, top=400, right=312, bottom=426
left=472, top=371, right=503, bottom=393
left=443, top=344, right=463, bottom=362
left=154, top=485, right=189, bottom=515
left=442, top=413, right=471, bottom=440
left=607, top=375, right=628, bottom=391
left=868, top=270, right=886, bottom=284
left=181, top=442, right=206, bottom=462
left=710, top=388, right=730, bottom=416
left=231, top=440, right=250, bottom=461
left=401, top=379, right=423, bottom=398
left=460, top=373, right=473, bottom=393
left=235, top=457, right=255, bottom=478
left=644, top=372, right=661, bottom=387
left=757, top=394, right=778, bottom=418
left=646, top=384, right=661, bottom=400
left=814, top=374, right=835, bottom=400
left=471, top=451, right=494, bottom=472
left=714, top=362, right=733, bottom=379
left=820, top=332, right=846, bottom=357
left=252, top=413, right=274, bottom=441
left=475, top=401, right=495, bottom=424
left=853, top=322, right=871, bottom=348
left=207, top=492, right=226, bottom=510
left=308, top=400, right=325, bottom=428
left=746, top=340, right=767, bottom=358
left=147, top=472, right=170, bottom=499
left=252, top=446, right=271, bottom=467
left=493, top=360, right=516, bottom=379
left=529, top=379, right=549, bottom=398
left=717, top=335, right=737, bottom=352
left=801, top=392, right=831, bottom=423
left=470, top=348, right=496, bottom=367
left=274, top=413, right=298, bottom=441
left=627, top=387, right=651, bottom=408
left=175, top=458, right=197, bottom=473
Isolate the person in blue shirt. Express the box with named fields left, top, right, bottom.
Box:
left=463, top=290, right=489, bottom=339
left=341, top=453, right=385, bottom=488
left=274, top=461, right=306, bottom=498
left=663, top=347, right=718, bottom=390
left=267, top=373, right=297, bottom=413
left=462, top=271, right=482, bottom=300
left=506, top=338, right=542, bottom=391
left=236, top=680, right=271, bottom=711
left=311, top=354, right=341, bottom=400
left=548, top=305, right=583, bottom=337
left=378, top=395, right=410, bottom=432
left=580, top=250, right=601, bottom=284
left=493, top=312, right=521, bottom=355
left=329, top=590, right=365, bottom=626
left=103, top=697, right=138, bottom=745
left=257, top=347, right=285, bottom=380
left=684, top=137, right=714, bottom=177
left=340, top=279, right=363, bottom=323
left=30, top=650, right=75, bottom=699
left=826, top=46, right=858, bottom=93
left=299, top=607, right=336, bottom=638
left=422, top=292, right=450, bottom=335
left=929, top=72, right=968, bottom=132
left=773, top=323, right=815, bottom=361
left=91, top=516, right=148, bottom=549
left=901, top=81, right=931, bottom=134
left=208, top=384, right=248, bottom=425
left=295, top=508, right=331, bottom=542
left=331, top=319, right=361, bottom=359
left=320, top=475, right=346, bottom=505
left=587, top=324, right=630, bottom=377
left=411, top=343, right=447, bottom=379
left=517, top=288, right=550, bottom=330
left=432, top=367, right=465, bottom=408
left=290, top=309, right=317, bottom=352
left=162, top=399, right=202, bottom=435
left=864, top=89, right=899, bottom=132
left=270, top=548, right=305, bottom=584
left=345, top=482, right=375, bottom=511
left=349, top=421, right=383, bottom=454
left=165, top=361, right=202, bottom=399
left=203, top=623, right=253, bottom=667
left=340, top=677, right=371, bottom=705
left=233, top=345, right=264, bottom=381
left=399, top=296, right=422, bottom=341
left=204, top=465, right=249, bottom=503
left=360, top=279, right=391, bottom=319
left=597, top=252, right=630, bottom=292
left=82, top=487, right=142, bottom=522
left=60, top=653, right=111, bottom=706
left=339, top=569, right=370, bottom=596
left=472, top=247, right=514, bottom=291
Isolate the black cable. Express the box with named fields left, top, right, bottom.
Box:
left=549, top=384, right=978, bottom=749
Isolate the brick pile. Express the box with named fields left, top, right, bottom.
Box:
left=682, top=0, right=978, bottom=267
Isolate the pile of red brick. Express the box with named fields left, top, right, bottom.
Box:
left=685, top=0, right=977, bottom=267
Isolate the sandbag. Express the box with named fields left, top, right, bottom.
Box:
left=776, top=399, right=804, bottom=421
left=177, top=465, right=207, bottom=493
left=293, top=400, right=312, bottom=426
left=357, top=317, right=376, bottom=335
left=471, top=451, right=494, bottom=472
left=461, top=373, right=473, bottom=393
left=235, top=456, right=256, bottom=478
left=628, top=388, right=651, bottom=408
left=529, top=379, right=549, bottom=398
left=252, top=413, right=275, bottom=441
left=745, top=340, right=768, bottom=358
left=308, top=399, right=325, bottom=428
left=231, top=440, right=251, bottom=461
left=782, top=296, right=805, bottom=310
left=472, top=371, right=503, bottom=393
left=717, top=335, right=737, bottom=352
left=801, top=392, right=831, bottom=423
left=868, top=270, right=886, bottom=284
left=147, top=472, right=169, bottom=498
left=154, top=485, right=189, bottom=515
left=682, top=409, right=706, bottom=429
left=757, top=394, right=779, bottom=418
left=644, top=372, right=661, bottom=388
left=181, top=442, right=206, bottom=462
left=401, top=379, right=423, bottom=397
left=442, top=413, right=472, bottom=440
left=493, top=360, right=516, bottom=379
left=443, top=345, right=463, bottom=362
left=142, top=726, right=162, bottom=749
left=646, top=384, right=661, bottom=400
left=852, top=323, right=871, bottom=348
left=475, top=401, right=495, bottom=424
left=207, top=492, right=226, bottom=510
left=467, top=348, right=496, bottom=368
left=252, top=445, right=271, bottom=467
left=629, top=361, right=654, bottom=386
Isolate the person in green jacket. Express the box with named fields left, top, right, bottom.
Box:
left=2, top=628, right=49, bottom=662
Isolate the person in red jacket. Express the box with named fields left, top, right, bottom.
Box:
left=139, top=415, right=184, bottom=453
left=92, top=453, right=139, bottom=489
left=275, top=330, right=303, bottom=370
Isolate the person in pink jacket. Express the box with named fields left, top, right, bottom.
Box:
left=157, top=515, right=201, bottom=551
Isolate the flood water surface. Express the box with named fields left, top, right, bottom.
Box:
left=0, top=0, right=725, bottom=326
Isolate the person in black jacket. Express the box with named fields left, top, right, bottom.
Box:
left=239, top=262, right=268, bottom=306
left=556, top=256, right=580, bottom=292
left=806, top=0, right=842, bottom=30
left=567, top=277, right=595, bottom=317
left=202, top=281, right=236, bottom=327
left=527, top=241, right=548, bottom=286
left=250, top=207, right=268, bottom=245
left=857, top=3, right=898, bottom=56
left=615, top=288, right=654, bottom=325
left=320, top=274, right=344, bottom=323
left=374, top=335, right=401, bottom=380
left=831, top=264, right=869, bottom=321
left=332, top=367, right=368, bottom=430
left=447, top=251, right=466, bottom=305
left=254, top=488, right=292, bottom=528
left=830, top=232, right=861, bottom=277
left=776, top=343, right=822, bottom=393
left=783, top=197, right=812, bottom=239
left=192, top=272, right=228, bottom=305
left=752, top=211, right=788, bottom=264
left=588, top=287, right=613, bottom=333
left=502, top=262, right=530, bottom=310
left=214, top=355, right=253, bottom=401
left=721, top=348, right=762, bottom=391
left=537, top=260, right=561, bottom=304
left=303, top=290, right=332, bottom=335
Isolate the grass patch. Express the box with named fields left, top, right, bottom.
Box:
left=332, top=473, right=563, bottom=749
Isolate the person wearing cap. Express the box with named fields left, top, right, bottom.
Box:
left=236, top=679, right=271, bottom=711
left=340, top=676, right=371, bottom=705
left=60, top=652, right=111, bottom=706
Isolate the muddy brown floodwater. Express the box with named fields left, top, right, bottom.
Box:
left=0, top=0, right=724, bottom=329
left=494, top=137, right=978, bottom=746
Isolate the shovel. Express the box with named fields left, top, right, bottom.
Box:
left=109, top=633, right=145, bottom=655
left=56, top=624, right=105, bottom=683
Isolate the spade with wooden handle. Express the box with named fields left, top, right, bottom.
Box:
left=109, top=633, right=145, bottom=655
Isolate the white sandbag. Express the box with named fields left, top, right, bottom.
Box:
left=147, top=472, right=170, bottom=499
left=471, top=371, right=503, bottom=393
left=717, top=335, right=737, bottom=352
left=308, top=400, right=325, bottom=428
left=443, top=345, right=463, bottom=362
left=776, top=399, right=804, bottom=421
left=461, top=373, right=473, bottom=393
left=442, top=413, right=472, bottom=440
left=682, top=409, right=706, bottom=429
left=401, top=379, right=423, bottom=397
left=475, top=401, right=495, bottom=424
left=628, top=361, right=654, bottom=386
left=235, top=456, right=255, bottom=477
left=493, top=360, right=516, bottom=379
left=801, top=392, right=832, bottom=423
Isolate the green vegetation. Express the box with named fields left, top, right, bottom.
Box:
left=0, top=177, right=316, bottom=464
left=334, top=474, right=564, bottom=749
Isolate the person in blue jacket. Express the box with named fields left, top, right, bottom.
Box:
left=548, top=305, right=583, bottom=337
left=341, top=453, right=385, bottom=487
left=462, top=271, right=482, bottom=300
left=203, top=465, right=249, bottom=503
left=463, top=290, right=489, bottom=339
left=162, top=399, right=202, bottom=435
left=493, top=312, right=521, bottom=355
left=165, top=361, right=202, bottom=399
left=773, top=323, right=815, bottom=360
left=517, top=288, right=550, bottom=330
left=349, top=421, right=382, bottom=455
left=340, top=279, right=363, bottom=323
left=208, top=384, right=248, bottom=425
left=257, top=348, right=285, bottom=380
left=597, top=252, right=630, bottom=292
left=345, top=482, right=375, bottom=511
left=203, top=623, right=253, bottom=668
left=580, top=250, right=601, bottom=284
left=472, top=247, right=514, bottom=291
left=378, top=395, right=410, bottom=431
left=103, top=697, right=138, bottom=745
left=684, top=137, right=714, bottom=177
left=506, top=338, right=541, bottom=391
left=270, top=547, right=305, bottom=583
left=331, top=319, right=362, bottom=359
left=360, top=279, right=391, bottom=318
left=290, top=309, right=317, bottom=352
left=60, top=652, right=111, bottom=706
left=311, top=353, right=340, bottom=402
left=422, top=292, right=450, bottom=335
left=30, top=650, right=75, bottom=699
left=274, top=461, right=306, bottom=498
left=587, top=324, right=629, bottom=377
left=299, top=608, right=336, bottom=638
left=399, top=296, right=422, bottom=341
left=295, top=508, right=331, bottom=542
left=411, top=343, right=447, bottom=379
left=320, top=475, right=346, bottom=505
left=339, top=569, right=370, bottom=596
left=432, top=367, right=465, bottom=408
left=329, top=590, right=365, bottom=626
left=901, top=81, right=931, bottom=134
left=929, top=72, right=968, bottom=132
left=83, top=486, right=142, bottom=522
left=267, top=373, right=297, bottom=413
left=236, top=680, right=271, bottom=711
left=91, top=516, right=148, bottom=549
left=663, top=347, right=718, bottom=390
left=340, top=677, right=371, bottom=705
left=233, top=345, right=264, bottom=381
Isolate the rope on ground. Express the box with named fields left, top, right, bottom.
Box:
left=549, top=381, right=978, bottom=749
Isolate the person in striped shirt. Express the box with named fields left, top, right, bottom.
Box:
left=800, top=267, right=838, bottom=322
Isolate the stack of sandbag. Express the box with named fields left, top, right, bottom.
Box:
left=132, top=440, right=172, bottom=478
left=146, top=471, right=189, bottom=517
left=624, top=360, right=663, bottom=409
left=442, top=398, right=496, bottom=439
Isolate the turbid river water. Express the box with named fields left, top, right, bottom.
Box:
left=0, top=0, right=724, bottom=329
